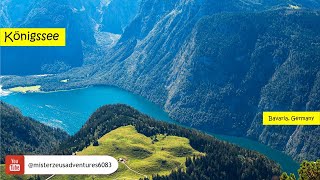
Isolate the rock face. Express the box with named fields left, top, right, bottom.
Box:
left=68, top=0, right=141, bottom=34
left=85, top=0, right=320, bottom=161
left=100, top=0, right=141, bottom=34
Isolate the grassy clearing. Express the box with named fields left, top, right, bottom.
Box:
left=60, top=79, right=69, bottom=83
left=9, top=85, right=41, bottom=93
left=0, top=126, right=203, bottom=180
left=54, top=125, right=204, bottom=180
left=289, top=4, right=301, bottom=9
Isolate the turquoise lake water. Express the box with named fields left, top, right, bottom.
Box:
left=0, top=86, right=299, bottom=175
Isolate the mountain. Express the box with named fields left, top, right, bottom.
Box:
left=1, top=0, right=319, bottom=162
left=68, top=0, right=141, bottom=34
left=99, top=0, right=141, bottom=34
left=80, top=2, right=320, bottom=162
left=0, top=102, right=69, bottom=163
left=57, top=104, right=281, bottom=179
left=0, top=0, right=141, bottom=75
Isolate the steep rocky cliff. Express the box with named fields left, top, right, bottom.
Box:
left=86, top=1, right=320, bottom=161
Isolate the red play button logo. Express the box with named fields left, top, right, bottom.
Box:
left=5, top=155, right=24, bottom=175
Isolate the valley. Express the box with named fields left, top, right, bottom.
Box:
left=1, top=0, right=319, bottom=177
left=1, top=4, right=319, bottom=163
left=0, top=86, right=299, bottom=176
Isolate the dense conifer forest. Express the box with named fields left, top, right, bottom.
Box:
left=0, top=102, right=69, bottom=163
left=280, top=160, right=320, bottom=180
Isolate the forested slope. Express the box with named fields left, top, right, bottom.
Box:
left=0, top=102, right=69, bottom=163
left=58, top=104, right=281, bottom=179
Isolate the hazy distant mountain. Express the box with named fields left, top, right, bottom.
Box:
left=68, top=0, right=141, bottom=33
left=100, top=0, right=141, bottom=34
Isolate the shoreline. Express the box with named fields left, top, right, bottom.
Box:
left=0, top=85, right=12, bottom=97
left=0, top=84, right=301, bottom=175
left=37, top=86, right=91, bottom=94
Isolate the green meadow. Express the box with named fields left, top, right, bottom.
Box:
left=1, top=125, right=203, bottom=180
left=8, top=85, right=41, bottom=93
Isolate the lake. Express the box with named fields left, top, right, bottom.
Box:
left=0, top=86, right=299, bottom=176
